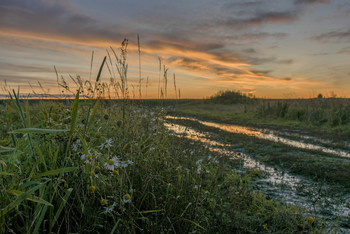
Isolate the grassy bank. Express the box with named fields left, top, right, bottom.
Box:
left=170, top=91, right=350, bottom=138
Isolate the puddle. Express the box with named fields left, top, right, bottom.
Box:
left=166, top=116, right=350, bottom=159
left=164, top=121, right=350, bottom=230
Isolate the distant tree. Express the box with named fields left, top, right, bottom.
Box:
left=317, top=93, right=323, bottom=99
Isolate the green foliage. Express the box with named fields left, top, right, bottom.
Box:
left=256, top=98, right=350, bottom=128
left=210, top=90, right=254, bottom=104
left=0, top=98, right=317, bottom=233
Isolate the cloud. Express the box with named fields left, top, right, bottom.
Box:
left=0, top=0, right=128, bottom=47
left=294, top=0, right=330, bottom=5
left=337, top=47, right=350, bottom=54
left=229, top=32, right=289, bottom=41
left=215, top=11, right=297, bottom=29
left=312, top=28, right=350, bottom=43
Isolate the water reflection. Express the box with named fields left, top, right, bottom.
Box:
left=166, top=116, right=350, bottom=158
left=164, top=121, right=350, bottom=222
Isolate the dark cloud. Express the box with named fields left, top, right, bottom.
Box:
left=312, top=29, right=350, bottom=43
left=294, top=0, right=330, bottom=5
left=217, top=11, right=297, bottom=29
left=278, top=59, right=294, bottom=65
left=0, top=0, right=127, bottom=45
left=250, top=69, right=273, bottom=76
left=242, top=48, right=257, bottom=54
left=230, top=32, right=289, bottom=41
left=244, top=56, right=294, bottom=65
left=168, top=56, right=246, bottom=78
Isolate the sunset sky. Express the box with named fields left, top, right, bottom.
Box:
left=1, top=0, right=350, bottom=98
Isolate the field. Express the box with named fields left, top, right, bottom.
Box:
left=0, top=91, right=349, bottom=233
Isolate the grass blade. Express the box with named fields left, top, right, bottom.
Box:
left=96, top=56, right=106, bottom=82
left=50, top=188, right=73, bottom=232
left=6, top=190, right=53, bottom=207
left=0, top=171, right=14, bottom=176
left=87, top=99, right=100, bottom=130
left=110, top=219, right=121, bottom=234
left=69, top=90, right=80, bottom=136
left=32, top=167, right=76, bottom=179
left=10, top=128, right=68, bottom=134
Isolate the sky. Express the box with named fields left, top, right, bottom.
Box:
left=0, top=0, right=350, bottom=98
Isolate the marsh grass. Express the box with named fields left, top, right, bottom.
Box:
left=0, top=39, right=320, bottom=233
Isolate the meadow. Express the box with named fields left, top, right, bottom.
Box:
left=0, top=42, right=345, bottom=233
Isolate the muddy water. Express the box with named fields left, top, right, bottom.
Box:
left=166, top=116, right=350, bottom=159
left=164, top=120, right=350, bottom=230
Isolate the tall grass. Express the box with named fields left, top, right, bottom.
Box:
left=256, top=98, right=350, bottom=128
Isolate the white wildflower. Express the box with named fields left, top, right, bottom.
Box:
left=105, top=138, right=113, bottom=147
left=104, top=156, right=120, bottom=171
left=104, top=202, right=117, bottom=213
left=121, top=160, right=134, bottom=168
left=122, top=194, right=131, bottom=203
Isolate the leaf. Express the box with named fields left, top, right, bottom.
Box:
left=136, top=209, right=163, bottom=214
left=110, top=219, right=121, bottom=234
left=87, top=99, right=100, bottom=129
left=0, top=171, right=14, bottom=176
left=69, top=90, right=80, bottom=136
left=183, top=218, right=207, bottom=231
left=96, top=56, right=106, bottom=82
left=32, top=167, right=76, bottom=179
left=6, top=190, right=53, bottom=207
left=10, top=128, right=68, bottom=134
left=50, top=188, right=73, bottom=231
left=1, top=183, right=46, bottom=217
left=0, top=146, right=15, bottom=152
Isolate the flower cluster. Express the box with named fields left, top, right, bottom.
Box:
left=104, top=156, right=134, bottom=171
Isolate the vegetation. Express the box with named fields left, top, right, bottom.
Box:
left=209, top=90, right=254, bottom=104
left=0, top=96, right=319, bottom=233
left=173, top=94, right=350, bottom=137
left=0, top=40, right=322, bottom=233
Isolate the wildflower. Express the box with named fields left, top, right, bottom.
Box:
left=95, top=166, right=101, bottom=173
left=308, top=216, right=315, bottom=224
left=81, top=152, right=93, bottom=163
left=112, top=170, right=118, bottom=175
left=123, top=194, right=131, bottom=203
left=72, top=144, right=79, bottom=151
left=104, top=156, right=120, bottom=171
left=99, top=143, right=105, bottom=150
left=100, top=199, right=108, bottom=206
left=104, top=202, right=117, bottom=213
left=196, top=159, right=203, bottom=174
left=90, top=171, right=98, bottom=178
left=121, top=160, right=134, bottom=168
left=95, top=132, right=101, bottom=138
left=89, top=185, right=97, bottom=192
left=105, top=138, right=113, bottom=147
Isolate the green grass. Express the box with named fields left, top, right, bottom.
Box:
left=0, top=96, right=322, bottom=233
left=171, top=99, right=350, bottom=137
